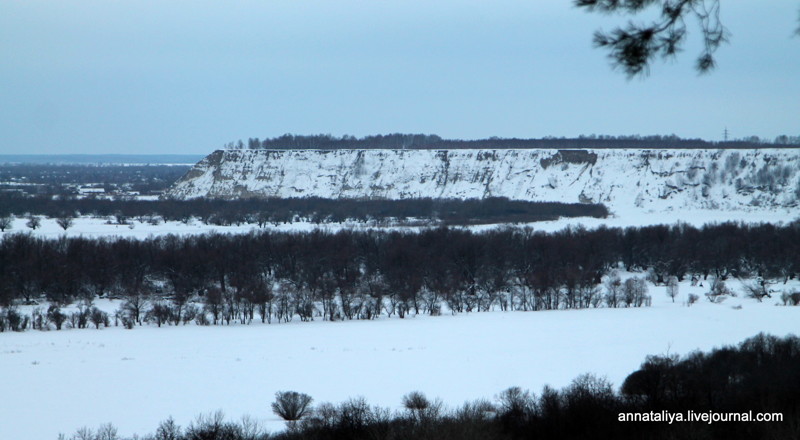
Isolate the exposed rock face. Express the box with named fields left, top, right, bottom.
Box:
left=167, top=148, right=800, bottom=213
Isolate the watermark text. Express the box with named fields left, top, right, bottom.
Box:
left=618, top=410, right=783, bottom=424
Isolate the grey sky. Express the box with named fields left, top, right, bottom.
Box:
left=1, top=0, right=798, bottom=154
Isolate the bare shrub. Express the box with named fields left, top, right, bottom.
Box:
left=182, top=304, right=199, bottom=325
left=454, top=399, right=496, bottom=422
left=147, top=302, right=172, bottom=327
left=781, top=292, right=800, bottom=306
left=47, top=305, right=67, bottom=330
left=121, top=316, right=135, bottom=330
left=687, top=293, right=699, bottom=306
left=89, top=307, right=108, bottom=329
left=5, top=308, right=28, bottom=331
left=184, top=411, right=242, bottom=440
left=67, top=423, right=119, bottom=440
left=706, top=277, right=731, bottom=303
left=195, top=310, right=210, bottom=326
left=743, top=279, right=772, bottom=302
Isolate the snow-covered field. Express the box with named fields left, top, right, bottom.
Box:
left=2, top=278, right=798, bottom=439
left=2, top=206, right=797, bottom=241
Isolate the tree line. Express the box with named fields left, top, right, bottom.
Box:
left=226, top=133, right=800, bottom=151
left=58, top=333, right=800, bottom=440
left=1, top=222, right=797, bottom=331
left=0, top=194, right=608, bottom=227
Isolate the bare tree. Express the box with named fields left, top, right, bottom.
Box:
left=238, top=415, right=268, bottom=440
left=402, top=391, right=442, bottom=424
left=623, top=277, right=650, bottom=307
left=153, top=417, right=181, bottom=440
left=496, top=386, right=535, bottom=420
left=666, top=276, right=679, bottom=302
left=69, top=426, right=95, bottom=440
left=0, top=216, right=12, bottom=232
left=122, top=294, right=148, bottom=325
left=272, top=391, right=314, bottom=421
left=402, top=391, right=431, bottom=413
left=354, top=272, right=386, bottom=320
left=604, top=271, right=622, bottom=308
left=94, top=423, right=119, bottom=440
left=204, top=287, right=224, bottom=325
left=25, top=215, right=41, bottom=230
left=56, top=215, right=75, bottom=231
left=252, top=281, right=274, bottom=324
left=113, top=211, right=129, bottom=225
left=334, top=397, right=375, bottom=433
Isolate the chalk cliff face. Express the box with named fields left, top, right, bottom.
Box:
left=167, top=148, right=800, bottom=214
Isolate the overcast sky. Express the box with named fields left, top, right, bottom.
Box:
left=1, top=0, right=798, bottom=154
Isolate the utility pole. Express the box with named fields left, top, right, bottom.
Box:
left=723, top=127, right=729, bottom=142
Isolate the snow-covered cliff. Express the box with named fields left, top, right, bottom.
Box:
left=167, top=149, right=800, bottom=214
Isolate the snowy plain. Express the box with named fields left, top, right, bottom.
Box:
left=2, top=206, right=798, bottom=240
left=1, top=267, right=799, bottom=439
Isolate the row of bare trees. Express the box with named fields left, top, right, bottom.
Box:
left=0, top=194, right=607, bottom=227
left=1, top=222, right=798, bottom=327
left=233, top=133, right=799, bottom=151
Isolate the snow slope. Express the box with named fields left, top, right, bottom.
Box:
left=2, top=279, right=799, bottom=439
left=167, top=149, right=800, bottom=214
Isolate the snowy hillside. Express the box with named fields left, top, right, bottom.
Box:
left=167, top=149, right=800, bottom=214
